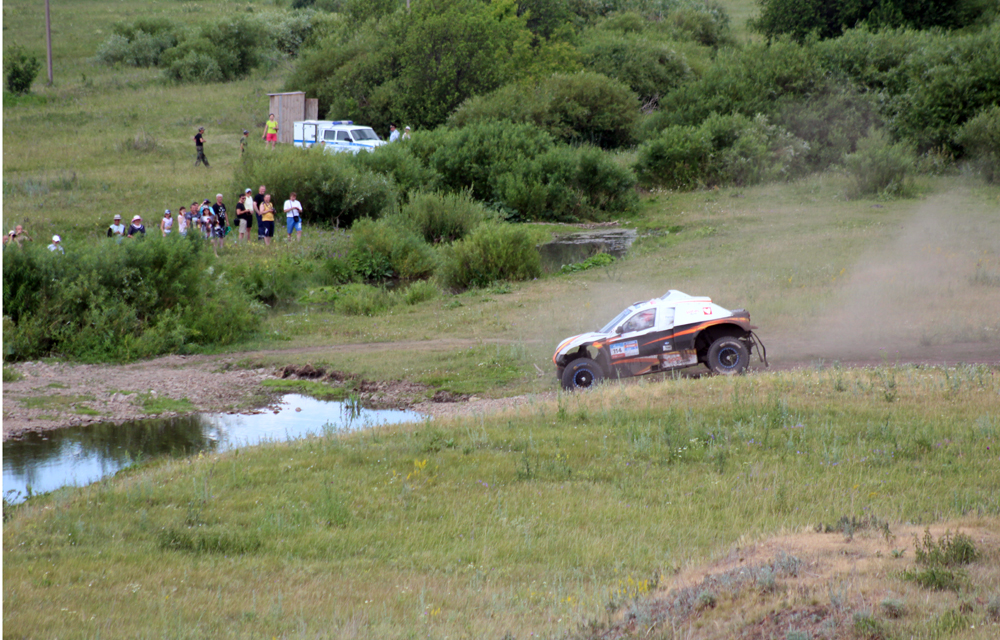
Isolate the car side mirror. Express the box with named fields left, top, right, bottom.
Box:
left=615, top=326, right=624, bottom=335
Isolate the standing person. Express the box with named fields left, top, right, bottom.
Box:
left=160, top=210, right=174, bottom=236
left=258, top=194, right=276, bottom=246
left=253, top=185, right=267, bottom=241
left=240, top=129, right=250, bottom=155
left=127, top=215, right=146, bottom=238
left=200, top=205, right=213, bottom=239
left=263, top=114, right=278, bottom=150
left=194, top=127, right=209, bottom=167
left=212, top=193, right=228, bottom=236
left=107, top=215, right=126, bottom=241
left=211, top=211, right=224, bottom=256
left=177, top=207, right=189, bottom=236
left=388, top=124, right=400, bottom=142
left=283, top=191, right=303, bottom=241
left=402, top=126, right=411, bottom=140
left=235, top=193, right=252, bottom=242
left=48, top=235, right=64, bottom=253
left=4, top=224, right=33, bottom=247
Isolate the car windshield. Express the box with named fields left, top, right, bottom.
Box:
left=350, top=128, right=380, bottom=141
left=599, top=307, right=634, bottom=334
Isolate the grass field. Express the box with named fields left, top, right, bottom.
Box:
left=5, top=0, right=1000, bottom=637
left=4, top=366, right=1000, bottom=637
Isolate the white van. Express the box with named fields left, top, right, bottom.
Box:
left=293, top=120, right=386, bottom=154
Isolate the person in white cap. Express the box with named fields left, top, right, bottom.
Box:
left=127, top=215, right=146, bottom=238
left=402, top=126, right=411, bottom=140
left=160, top=209, right=174, bottom=237
left=48, top=235, right=64, bottom=254
left=108, top=214, right=126, bottom=240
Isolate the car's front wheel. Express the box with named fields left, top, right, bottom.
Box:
left=561, top=358, right=604, bottom=390
left=706, top=337, right=749, bottom=375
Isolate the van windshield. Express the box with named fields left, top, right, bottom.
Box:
left=350, top=128, right=380, bottom=141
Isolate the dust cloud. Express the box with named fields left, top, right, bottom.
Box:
left=780, top=191, right=1000, bottom=366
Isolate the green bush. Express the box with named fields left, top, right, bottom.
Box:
left=335, top=283, right=396, bottom=316
left=2, top=236, right=261, bottom=362
left=233, top=146, right=397, bottom=228
left=348, top=218, right=437, bottom=282
left=395, top=191, right=494, bottom=244
left=578, top=29, right=692, bottom=105
left=450, top=72, right=638, bottom=148
left=439, top=222, right=541, bottom=290
left=751, top=0, right=994, bottom=42
left=401, top=280, right=439, bottom=305
left=511, top=144, right=639, bottom=221
left=348, top=142, right=442, bottom=196
left=4, top=46, right=42, bottom=95
left=635, top=113, right=808, bottom=189
left=819, top=24, right=1000, bottom=151
left=96, top=12, right=318, bottom=81
left=956, top=105, right=1000, bottom=183
left=843, top=128, right=916, bottom=199
left=655, top=39, right=827, bottom=129
left=410, top=121, right=555, bottom=203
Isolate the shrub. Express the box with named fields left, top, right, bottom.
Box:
left=395, top=191, right=494, bottom=244
left=956, top=105, right=1000, bottom=183
left=656, top=39, right=827, bottom=129
left=843, top=128, right=916, bottom=199
left=401, top=280, right=439, bottom=305
left=233, top=146, right=397, bottom=228
left=410, top=121, right=555, bottom=202
left=819, top=24, right=1000, bottom=151
left=335, top=283, right=395, bottom=316
left=349, top=142, right=442, bottom=196
left=4, top=46, right=42, bottom=94
left=161, top=16, right=267, bottom=83
left=450, top=72, right=638, bottom=148
left=348, top=218, right=437, bottom=282
left=579, top=30, right=692, bottom=105
left=751, top=0, right=993, bottom=42
left=636, top=113, right=808, bottom=189
left=514, top=144, right=639, bottom=220
left=2, top=237, right=261, bottom=362
left=439, top=222, right=541, bottom=290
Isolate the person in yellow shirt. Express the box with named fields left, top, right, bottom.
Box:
left=259, top=194, right=276, bottom=245
left=263, top=114, right=278, bottom=150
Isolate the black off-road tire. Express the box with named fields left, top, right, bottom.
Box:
left=561, top=358, right=604, bottom=390
left=706, top=337, right=749, bottom=375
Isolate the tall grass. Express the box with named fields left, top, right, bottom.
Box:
left=3, top=366, right=998, bottom=637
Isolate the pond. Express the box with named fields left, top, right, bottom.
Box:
left=2, top=394, right=425, bottom=503
left=537, top=228, right=638, bottom=273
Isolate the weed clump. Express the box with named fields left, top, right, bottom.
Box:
left=843, top=128, right=916, bottom=199
left=879, top=597, right=905, bottom=619
left=901, top=529, right=979, bottom=591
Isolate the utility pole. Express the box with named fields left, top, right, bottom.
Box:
left=45, top=0, right=53, bottom=85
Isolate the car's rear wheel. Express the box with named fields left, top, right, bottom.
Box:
left=561, top=358, right=604, bottom=390
left=707, top=337, right=749, bottom=375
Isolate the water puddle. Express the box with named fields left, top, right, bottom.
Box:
left=2, top=394, right=424, bottom=503
left=537, top=228, right=638, bottom=273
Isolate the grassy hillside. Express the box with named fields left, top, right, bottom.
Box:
left=4, top=366, right=1000, bottom=637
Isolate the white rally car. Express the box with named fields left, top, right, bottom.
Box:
left=553, top=290, right=767, bottom=390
